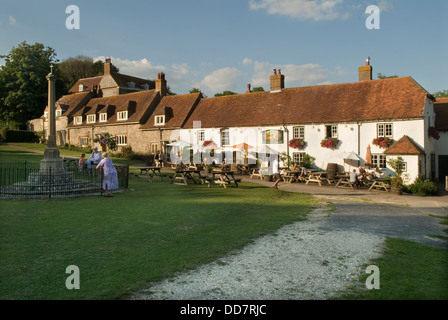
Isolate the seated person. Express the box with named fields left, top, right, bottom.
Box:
left=86, top=146, right=102, bottom=170
left=374, top=167, right=383, bottom=179
left=350, top=169, right=361, bottom=189
left=78, top=153, right=86, bottom=172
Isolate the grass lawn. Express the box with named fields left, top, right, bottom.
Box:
left=0, top=145, right=316, bottom=299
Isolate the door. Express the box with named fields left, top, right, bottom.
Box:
left=438, top=155, right=448, bottom=182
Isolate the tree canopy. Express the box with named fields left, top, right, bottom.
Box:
left=0, top=41, right=59, bottom=125
left=433, top=90, right=448, bottom=98
left=214, top=90, right=237, bottom=97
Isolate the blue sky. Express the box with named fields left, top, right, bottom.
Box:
left=1, top=0, right=447, bottom=97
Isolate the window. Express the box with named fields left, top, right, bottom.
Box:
left=293, top=126, right=305, bottom=139
left=155, top=115, right=165, bottom=125
left=44, top=112, right=48, bottom=120
left=221, top=129, right=230, bottom=146
left=127, top=82, right=135, bottom=88
left=377, top=123, right=393, bottom=138
left=79, top=137, right=88, bottom=146
left=372, top=154, right=387, bottom=169
left=117, top=111, right=128, bottom=121
left=292, top=152, right=305, bottom=164
left=56, top=110, right=62, bottom=118
left=325, top=125, right=338, bottom=138
left=197, top=130, right=205, bottom=144
left=99, top=113, right=107, bottom=122
left=116, top=135, right=127, bottom=146
left=150, top=143, right=158, bottom=154
left=78, top=84, right=85, bottom=92
left=74, top=116, right=82, bottom=125
left=87, top=114, right=96, bottom=124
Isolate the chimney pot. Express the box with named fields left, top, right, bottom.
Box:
left=358, top=57, right=373, bottom=81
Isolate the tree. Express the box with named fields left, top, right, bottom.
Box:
left=214, top=90, right=237, bottom=97
left=252, top=87, right=265, bottom=92
left=377, top=73, right=398, bottom=79
left=0, top=41, right=59, bottom=125
left=189, top=87, right=207, bottom=98
left=58, top=55, right=119, bottom=93
left=433, top=90, right=448, bottom=98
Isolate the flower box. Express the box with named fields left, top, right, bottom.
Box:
left=288, top=138, right=305, bottom=149
left=320, top=137, right=339, bottom=149
left=372, top=137, right=394, bottom=148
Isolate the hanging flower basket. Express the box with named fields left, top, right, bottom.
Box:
left=289, top=138, right=306, bottom=149
left=372, top=137, right=394, bottom=148
left=320, top=137, right=339, bottom=149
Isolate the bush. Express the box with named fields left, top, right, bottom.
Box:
left=4, top=130, right=39, bottom=143
left=407, top=178, right=438, bottom=196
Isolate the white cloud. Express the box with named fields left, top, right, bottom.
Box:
left=378, top=0, right=393, bottom=12
left=249, top=0, right=347, bottom=21
left=248, top=60, right=333, bottom=89
left=93, top=56, right=192, bottom=92
left=199, top=67, right=241, bottom=93
left=9, top=16, right=16, bottom=25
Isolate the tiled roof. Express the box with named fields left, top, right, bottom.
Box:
left=383, top=135, right=425, bottom=155
left=435, top=97, right=448, bottom=131
left=68, top=90, right=160, bottom=126
left=69, top=76, right=103, bottom=93
left=44, top=91, right=94, bottom=117
left=140, top=93, right=202, bottom=130
left=183, top=77, right=430, bottom=128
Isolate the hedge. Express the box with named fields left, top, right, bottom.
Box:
left=3, top=130, right=39, bottom=143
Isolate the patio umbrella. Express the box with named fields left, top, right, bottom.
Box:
left=343, top=151, right=362, bottom=172
left=167, top=140, right=191, bottom=148
left=228, top=142, right=254, bottom=150
left=201, top=141, right=223, bottom=150
left=365, top=144, right=372, bottom=168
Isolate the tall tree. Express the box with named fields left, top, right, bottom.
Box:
left=0, top=41, right=59, bottom=125
left=433, top=90, right=448, bottom=98
left=58, top=56, right=119, bottom=93
left=189, top=87, right=207, bottom=98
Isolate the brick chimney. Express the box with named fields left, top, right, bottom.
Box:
left=104, top=58, right=112, bottom=75
left=270, top=69, right=285, bottom=92
left=246, top=84, right=251, bottom=94
left=155, top=72, right=167, bottom=97
left=358, top=57, right=373, bottom=81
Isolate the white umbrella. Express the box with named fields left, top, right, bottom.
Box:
left=343, top=151, right=361, bottom=172
left=167, top=140, right=191, bottom=148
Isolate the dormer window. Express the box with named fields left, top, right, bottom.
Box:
left=117, top=111, right=128, bottom=121
left=56, top=110, right=62, bottom=118
left=87, top=114, right=96, bottom=124
left=127, top=82, right=135, bottom=88
left=155, top=115, right=165, bottom=125
left=99, top=113, right=107, bottom=122
left=142, top=83, right=149, bottom=90
left=78, top=84, right=86, bottom=92
left=74, top=116, right=82, bottom=125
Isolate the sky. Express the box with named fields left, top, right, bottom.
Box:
left=0, top=0, right=447, bottom=97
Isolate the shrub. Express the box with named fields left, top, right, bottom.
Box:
left=4, top=130, right=39, bottom=143
left=407, top=178, right=438, bottom=196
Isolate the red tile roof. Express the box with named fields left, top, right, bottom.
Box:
left=67, top=90, right=160, bottom=126
left=435, top=97, right=448, bottom=131
left=69, top=76, right=103, bottom=93
left=140, top=93, right=202, bottom=129
left=183, top=77, right=430, bottom=128
left=44, top=91, right=94, bottom=117
left=383, top=135, right=425, bottom=155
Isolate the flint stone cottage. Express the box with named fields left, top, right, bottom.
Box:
left=29, top=58, right=447, bottom=183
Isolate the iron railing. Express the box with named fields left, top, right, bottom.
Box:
left=0, top=161, right=129, bottom=199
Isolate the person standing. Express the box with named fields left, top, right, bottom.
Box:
left=96, top=153, right=119, bottom=197
left=272, top=156, right=281, bottom=189
left=86, top=146, right=102, bottom=170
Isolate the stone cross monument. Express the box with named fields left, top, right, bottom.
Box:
left=40, top=65, right=65, bottom=173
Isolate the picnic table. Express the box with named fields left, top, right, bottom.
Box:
left=171, top=169, right=207, bottom=186
left=368, top=178, right=391, bottom=192
left=335, top=174, right=355, bottom=189
left=306, top=171, right=332, bottom=186
left=282, top=170, right=298, bottom=183
left=250, top=167, right=269, bottom=180
left=211, top=171, right=242, bottom=188
left=134, top=165, right=164, bottom=182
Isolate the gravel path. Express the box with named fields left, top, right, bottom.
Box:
left=129, top=205, right=385, bottom=300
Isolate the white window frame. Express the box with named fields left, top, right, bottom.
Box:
left=116, top=134, right=127, bottom=146
left=325, top=125, right=338, bottom=138
left=56, top=110, right=62, bottom=118
left=372, top=154, right=387, bottom=169
left=74, top=116, right=82, bottom=125
left=377, top=123, right=393, bottom=138
left=197, top=130, right=205, bottom=144
left=79, top=137, right=88, bottom=146
left=99, top=113, right=107, bottom=122
left=292, top=152, right=305, bottom=164
left=155, top=115, right=165, bottom=125
left=293, top=126, right=305, bottom=139
left=117, top=111, right=128, bottom=121
left=221, top=129, right=230, bottom=146
left=87, top=114, right=96, bottom=124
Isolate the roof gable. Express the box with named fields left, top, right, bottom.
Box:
left=383, top=135, right=425, bottom=155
